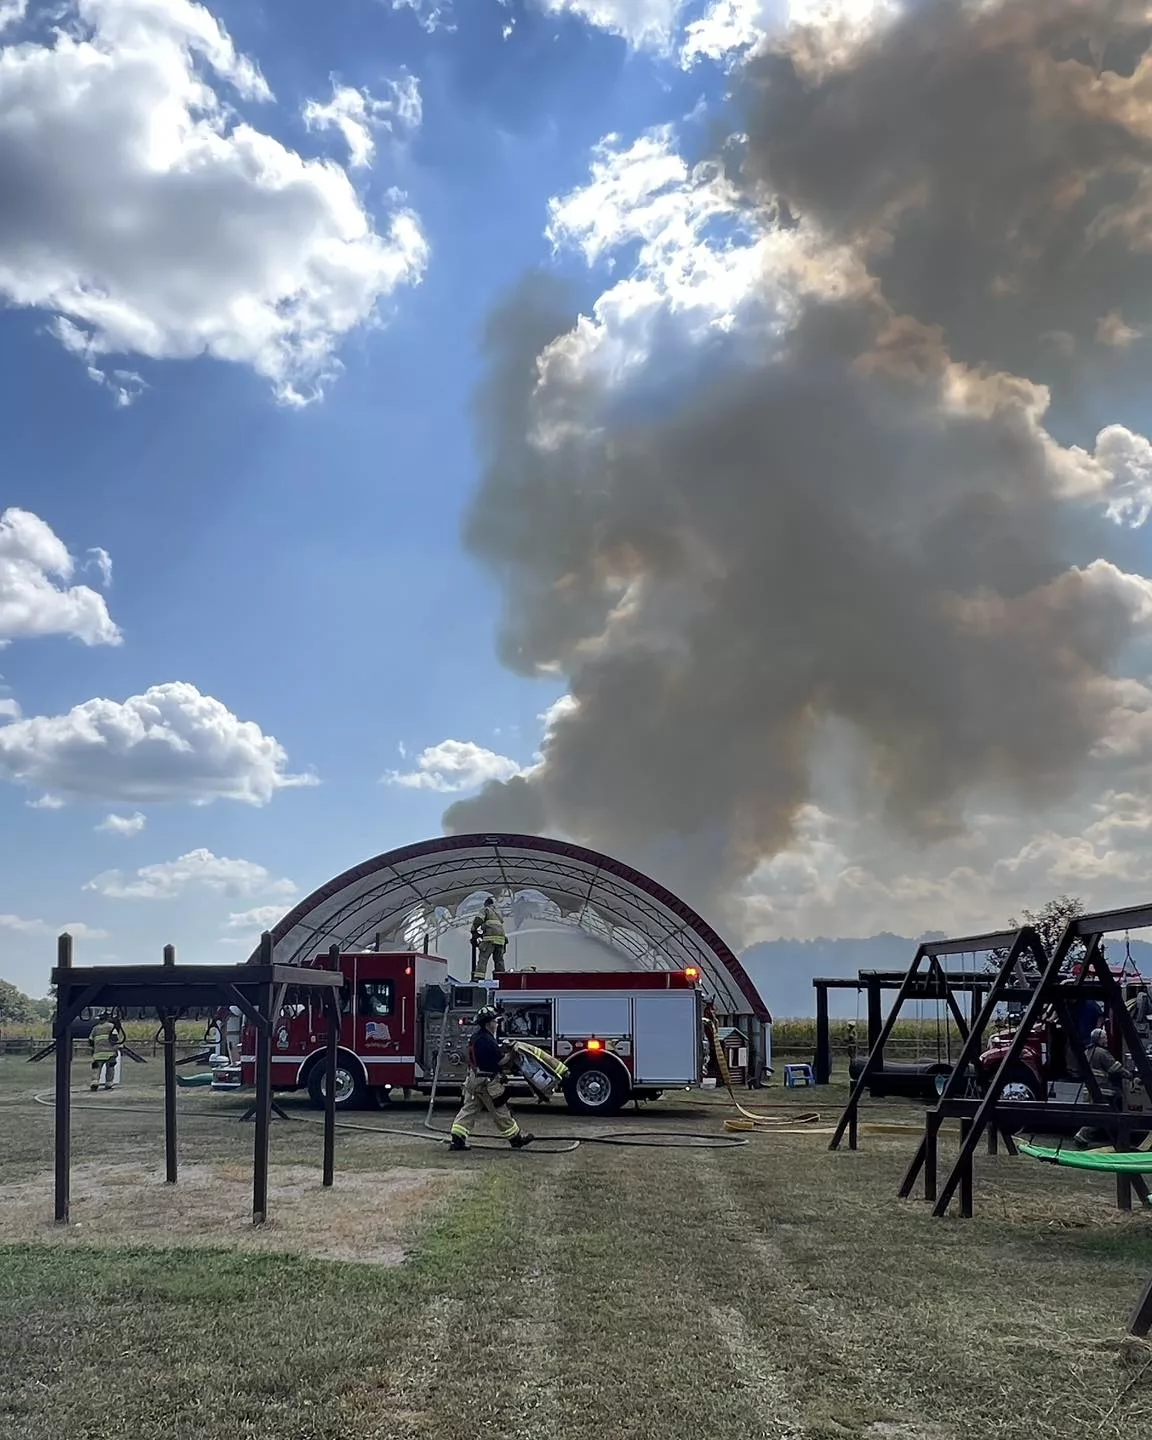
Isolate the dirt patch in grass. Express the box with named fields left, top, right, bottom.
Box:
left=0, top=1161, right=468, bottom=1265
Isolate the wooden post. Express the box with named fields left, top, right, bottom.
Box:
left=54, top=932, right=73, bottom=1226
left=162, top=943, right=178, bottom=1184
left=960, top=1119, right=974, bottom=1218
left=1130, top=1273, right=1152, bottom=1339
left=924, top=1113, right=940, bottom=1203
left=1116, top=1116, right=1133, bottom=1213
left=866, top=980, right=883, bottom=1060
left=323, top=945, right=340, bottom=1189
left=253, top=932, right=274, bottom=1226
left=814, top=984, right=832, bottom=1084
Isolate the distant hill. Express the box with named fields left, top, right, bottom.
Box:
left=740, top=935, right=1152, bottom=1019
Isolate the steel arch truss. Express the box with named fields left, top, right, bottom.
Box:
left=249, top=833, right=769, bottom=1021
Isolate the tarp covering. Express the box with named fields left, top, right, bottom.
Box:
left=248, top=832, right=769, bottom=1021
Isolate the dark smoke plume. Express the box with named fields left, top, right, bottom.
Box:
left=445, top=0, right=1152, bottom=924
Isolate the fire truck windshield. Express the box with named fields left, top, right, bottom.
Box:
left=360, top=981, right=394, bottom=1018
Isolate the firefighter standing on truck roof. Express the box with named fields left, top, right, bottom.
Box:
left=450, top=1006, right=534, bottom=1152
left=471, top=895, right=508, bottom=982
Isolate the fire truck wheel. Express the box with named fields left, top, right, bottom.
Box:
left=307, top=1057, right=369, bottom=1110
left=563, top=1062, right=629, bottom=1116
left=995, top=1064, right=1043, bottom=1105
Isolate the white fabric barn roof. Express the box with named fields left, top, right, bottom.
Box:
left=249, top=833, right=769, bottom=1021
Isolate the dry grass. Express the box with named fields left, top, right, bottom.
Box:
left=2, top=1057, right=1152, bottom=1439
left=0, top=1160, right=466, bottom=1265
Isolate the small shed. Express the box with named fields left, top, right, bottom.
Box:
left=712, top=1025, right=749, bottom=1086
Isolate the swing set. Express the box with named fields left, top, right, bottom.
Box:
left=891, top=903, right=1152, bottom=1219
left=828, top=925, right=1047, bottom=1148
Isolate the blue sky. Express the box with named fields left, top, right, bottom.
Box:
left=0, top=0, right=762, bottom=993
left=6, top=0, right=1152, bottom=1000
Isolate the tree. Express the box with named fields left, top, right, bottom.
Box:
left=987, top=894, right=1092, bottom=976
left=0, top=978, right=42, bottom=1025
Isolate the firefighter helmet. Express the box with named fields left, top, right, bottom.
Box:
left=475, top=1006, right=498, bottom=1026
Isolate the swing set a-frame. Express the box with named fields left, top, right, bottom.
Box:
left=827, top=925, right=1048, bottom=1153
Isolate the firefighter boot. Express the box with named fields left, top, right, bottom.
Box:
left=509, top=1132, right=535, bottom=1150
left=449, top=1135, right=469, bottom=1152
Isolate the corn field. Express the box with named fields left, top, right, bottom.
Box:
left=1, top=1015, right=983, bottom=1060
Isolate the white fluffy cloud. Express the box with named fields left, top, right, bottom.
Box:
left=0, top=697, right=19, bottom=720
left=0, top=681, right=317, bottom=806
left=303, top=75, right=422, bottom=171
left=540, top=126, right=776, bottom=404
left=96, top=811, right=147, bottom=835
left=0, top=913, right=108, bottom=941
left=388, top=0, right=452, bottom=32
left=85, top=847, right=297, bottom=900
left=0, top=509, right=121, bottom=648
left=681, top=0, right=769, bottom=62
left=224, top=904, right=290, bottom=932
left=681, top=0, right=899, bottom=67
left=536, top=0, right=689, bottom=49
left=736, top=780, right=1152, bottom=943
left=0, top=0, right=427, bottom=404
left=384, top=739, right=522, bottom=793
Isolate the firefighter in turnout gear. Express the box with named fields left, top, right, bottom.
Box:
left=89, top=1012, right=125, bottom=1091
left=471, top=896, right=508, bottom=982
left=1075, top=1027, right=1133, bottom=1148
left=449, top=1007, right=534, bottom=1151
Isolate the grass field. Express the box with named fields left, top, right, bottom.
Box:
left=2, top=1054, right=1151, bottom=1439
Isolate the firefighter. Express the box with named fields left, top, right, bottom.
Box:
left=1085, top=1027, right=1128, bottom=1089
left=89, top=1012, right=125, bottom=1092
left=1075, top=1026, right=1132, bottom=1147
left=449, top=1006, right=534, bottom=1151
left=471, top=895, right=508, bottom=982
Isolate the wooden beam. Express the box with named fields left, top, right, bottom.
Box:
left=54, top=933, right=73, bottom=1227
left=162, top=943, right=178, bottom=1186
left=253, top=977, right=274, bottom=1226
left=1129, top=1273, right=1152, bottom=1339
left=814, top=981, right=831, bottom=1085
left=323, top=957, right=339, bottom=1190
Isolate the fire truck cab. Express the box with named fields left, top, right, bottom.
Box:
left=215, top=949, right=717, bottom=1117
left=978, top=970, right=1152, bottom=1104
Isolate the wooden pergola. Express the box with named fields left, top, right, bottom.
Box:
left=51, top=931, right=345, bottom=1226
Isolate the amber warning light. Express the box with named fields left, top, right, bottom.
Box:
left=684, top=967, right=700, bottom=980
left=586, top=1039, right=603, bottom=1052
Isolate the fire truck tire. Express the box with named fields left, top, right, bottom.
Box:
left=563, top=1061, right=630, bottom=1116
left=306, top=1055, right=370, bottom=1111
left=993, top=1063, right=1044, bottom=1105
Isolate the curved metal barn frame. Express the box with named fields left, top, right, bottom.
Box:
left=247, top=832, right=770, bottom=1022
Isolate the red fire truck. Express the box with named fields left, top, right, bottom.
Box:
left=212, top=949, right=716, bottom=1117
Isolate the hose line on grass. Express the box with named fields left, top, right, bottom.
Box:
left=29, top=1089, right=749, bottom=1151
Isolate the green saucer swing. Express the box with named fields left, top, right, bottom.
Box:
left=1017, top=1141, right=1152, bottom=1172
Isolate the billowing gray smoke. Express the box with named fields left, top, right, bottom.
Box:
left=444, top=0, right=1152, bottom=924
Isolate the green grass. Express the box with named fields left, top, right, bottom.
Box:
left=1, top=1056, right=1151, bottom=1438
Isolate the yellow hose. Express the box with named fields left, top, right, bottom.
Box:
left=702, top=1019, right=924, bottom=1136
left=703, top=1017, right=822, bottom=1131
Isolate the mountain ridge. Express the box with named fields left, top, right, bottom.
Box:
left=740, top=934, right=1152, bottom=1019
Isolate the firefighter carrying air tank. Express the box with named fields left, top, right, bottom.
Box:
left=447, top=1006, right=570, bottom=1149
